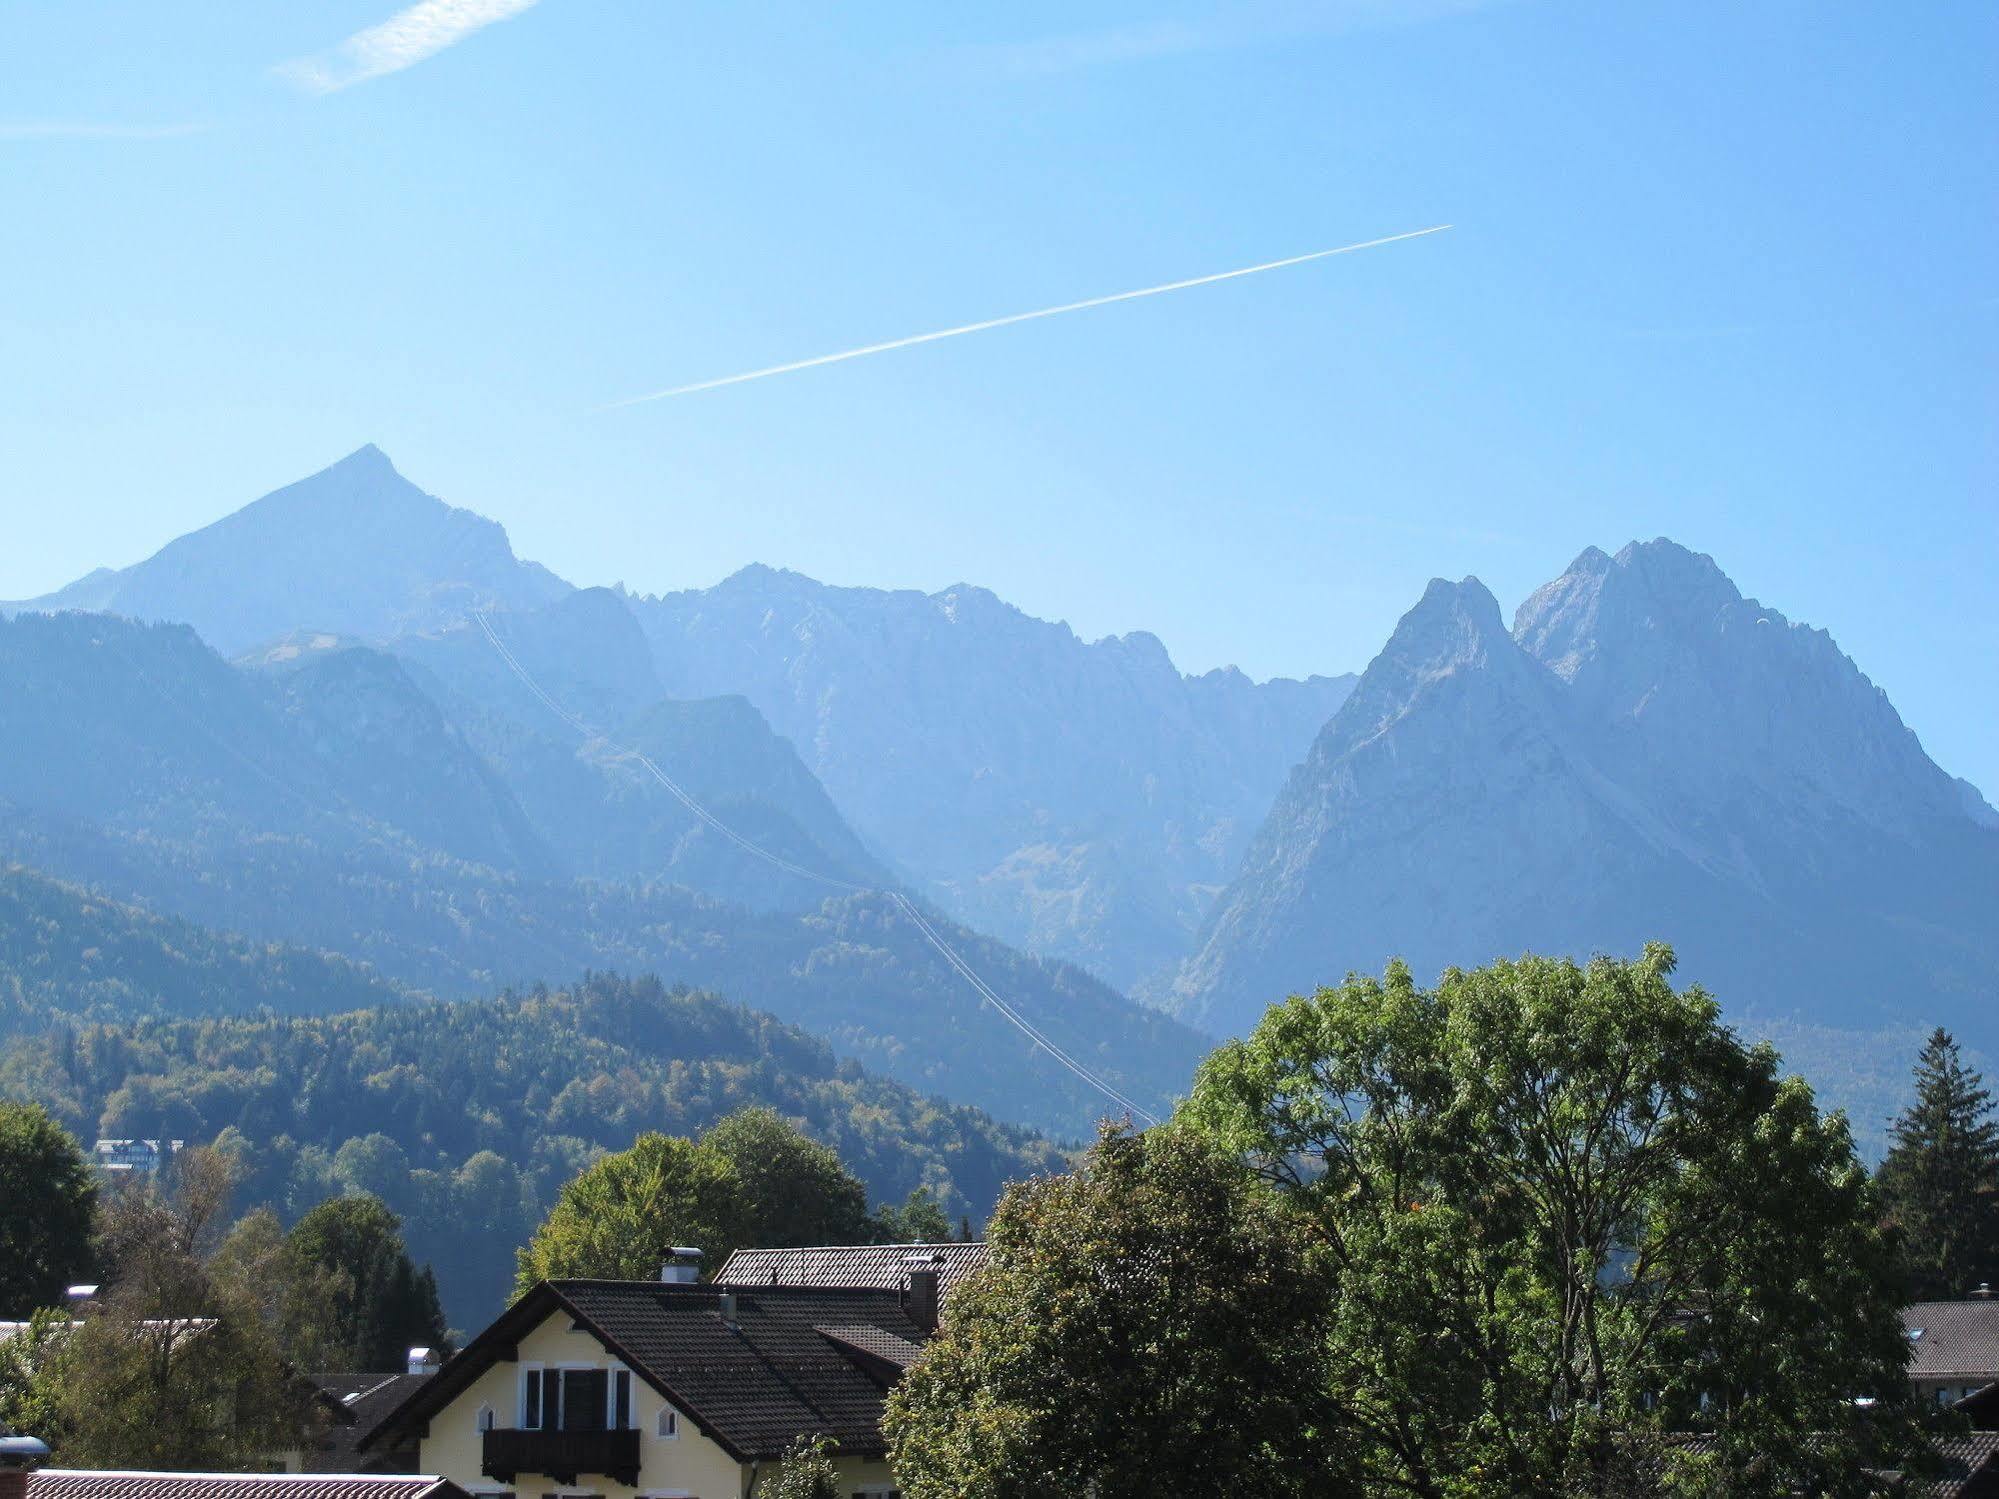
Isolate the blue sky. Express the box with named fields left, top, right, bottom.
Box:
left=3, top=1, right=1994, bottom=792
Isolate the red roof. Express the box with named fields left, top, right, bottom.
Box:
left=29, top=1475, right=467, bottom=1499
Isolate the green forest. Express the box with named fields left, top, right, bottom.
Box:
left=0, top=970, right=1065, bottom=1325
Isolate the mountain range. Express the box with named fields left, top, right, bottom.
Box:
left=7, top=445, right=1996, bottom=1145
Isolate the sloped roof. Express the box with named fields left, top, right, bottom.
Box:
left=1905, top=1302, right=1999, bottom=1380
left=28, top=1474, right=466, bottom=1499
left=363, top=1280, right=930, bottom=1463
left=305, top=1373, right=431, bottom=1472
left=718, top=1242, right=987, bottom=1298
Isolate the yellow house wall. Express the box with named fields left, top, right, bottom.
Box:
left=413, top=1307, right=904, bottom=1499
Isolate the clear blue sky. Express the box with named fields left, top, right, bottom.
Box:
left=3, top=2, right=1993, bottom=792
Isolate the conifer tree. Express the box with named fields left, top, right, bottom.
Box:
left=1877, top=1027, right=1999, bottom=1299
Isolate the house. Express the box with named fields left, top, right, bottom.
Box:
left=359, top=1254, right=945, bottom=1498
left=283, top=1355, right=440, bottom=1475
left=1904, top=1297, right=1999, bottom=1406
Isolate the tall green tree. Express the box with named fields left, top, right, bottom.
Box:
left=1876, top=1027, right=1999, bottom=1299
left=1178, top=946, right=1930, bottom=1498
left=703, top=1108, right=872, bottom=1247
left=0, top=1100, right=96, bottom=1316
left=884, top=1125, right=1348, bottom=1498
left=514, top=1133, right=750, bottom=1294
left=284, top=1195, right=450, bottom=1369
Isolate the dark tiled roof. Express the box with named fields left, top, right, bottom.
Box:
left=364, top=1280, right=931, bottom=1464
left=814, top=1324, right=924, bottom=1370
left=1919, top=1432, right=1999, bottom=1499
left=1905, top=1302, right=1999, bottom=1380
left=718, top=1242, right=987, bottom=1298
left=305, top=1373, right=431, bottom=1472
left=29, top=1474, right=467, bottom=1499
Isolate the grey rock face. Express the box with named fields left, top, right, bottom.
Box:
left=1177, top=542, right=1999, bottom=1047
left=628, top=567, right=1354, bottom=989
left=7, top=445, right=570, bottom=656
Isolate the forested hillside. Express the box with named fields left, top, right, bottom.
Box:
left=0, top=863, right=404, bottom=1038
left=0, top=609, right=1205, bottom=1135
left=0, top=972, right=1067, bottom=1327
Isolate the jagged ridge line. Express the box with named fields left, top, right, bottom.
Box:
left=470, top=611, right=1157, bottom=1124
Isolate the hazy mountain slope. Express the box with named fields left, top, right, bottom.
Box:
left=5, top=446, right=569, bottom=655
left=630, top=567, right=1354, bottom=987
left=391, top=592, right=892, bottom=904
left=0, top=971, right=1066, bottom=1325
left=0, top=611, right=548, bottom=875
left=1177, top=542, right=1999, bottom=1054
left=0, top=862, right=406, bottom=1039
left=0, top=612, right=1203, bottom=1135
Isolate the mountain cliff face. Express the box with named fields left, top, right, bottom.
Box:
left=6, top=446, right=569, bottom=655
left=630, top=568, right=1354, bottom=988
left=1176, top=542, right=1999, bottom=1047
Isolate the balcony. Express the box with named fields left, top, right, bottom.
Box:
left=481, top=1426, right=642, bottom=1487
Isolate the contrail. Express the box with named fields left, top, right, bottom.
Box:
left=604, top=223, right=1451, bottom=407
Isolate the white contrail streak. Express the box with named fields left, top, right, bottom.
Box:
left=605, top=223, right=1452, bottom=407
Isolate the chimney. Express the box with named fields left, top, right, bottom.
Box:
left=407, top=1347, right=441, bottom=1375
left=0, top=1429, right=51, bottom=1499
left=660, top=1248, right=703, bottom=1285
left=717, top=1291, right=738, bottom=1326
left=1972, top=1283, right=1995, bottom=1301
left=904, top=1254, right=945, bottom=1335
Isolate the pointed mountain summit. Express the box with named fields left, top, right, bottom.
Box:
left=1176, top=543, right=1999, bottom=1046
left=9, top=446, right=569, bottom=655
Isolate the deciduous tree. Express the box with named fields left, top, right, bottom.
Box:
left=884, top=1125, right=1347, bottom=1498
left=283, top=1195, right=449, bottom=1369
left=1179, top=946, right=1929, bottom=1497
left=514, top=1133, right=749, bottom=1294
left=703, top=1108, right=872, bottom=1247
left=0, top=1101, right=96, bottom=1316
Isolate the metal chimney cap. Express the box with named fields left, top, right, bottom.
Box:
left=668, top=1247, right=702, bottom=1259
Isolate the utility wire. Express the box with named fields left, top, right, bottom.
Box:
left=472, top=610, right=1158, bottom=1125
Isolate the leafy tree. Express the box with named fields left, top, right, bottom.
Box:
left=1876, top=1027, right=1999, bottom=1299
left=211, top=1208, right=347, bottom=1371
left=757, top=1434, right=841, bottom=1499
left=704, top=1108, right=872, bottom=1247
left=0, top=1100, right=96, bottom=1316
left=0, top=1308, right=73, bottom=1449
left=1178, top=946, right=1929, bottom=1497
left=514, top=1132, right=750, bottom=1295
left=284, top=1195, right=449, bottom=1369
left=884, top=1125, right=1347, bottom=1498
left=871, top=1188, right=953, bottom=1244
left=56, top=1146, right=314, bottom=1468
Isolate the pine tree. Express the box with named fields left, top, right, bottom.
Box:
left=1877, top=1027, right=1999, bottom=1299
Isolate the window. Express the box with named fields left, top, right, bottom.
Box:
left=654, top=1407, right=678, bottom=1440
left=476, top=1404, right=496, bottom=1434
left=559, top=1368, right=609, bottom=1432
left=613, top=1369, right=632, bottom=1431
left=522, top=1368, right=544, bottom=1430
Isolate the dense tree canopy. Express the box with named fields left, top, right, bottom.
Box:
left=703, top=1108, right=872, bottom=1248
left=1178, top=946, right=1929, bottom=1497
left=515, top=1131, right=750, bottom=1293
left=884, top=1125, right=1346, bottom=1498
left=0, top=1100, right=96, bottom=1317
left=1876, top=1027, right=1999, bottom=1299
left=0, top=973, right=1058, bottom=1322
left=285, top=1195, right=450, bottom=1369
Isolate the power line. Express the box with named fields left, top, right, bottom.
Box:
left=472, top=610, right=1158, bottom=1125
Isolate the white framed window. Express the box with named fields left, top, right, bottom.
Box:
left=475, top=1403, right=495, bottom=1434
left=654, top=1406, right=678, bottom=1440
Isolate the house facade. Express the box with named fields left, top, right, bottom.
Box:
left=362, top=1271, right=936, bottom=1499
